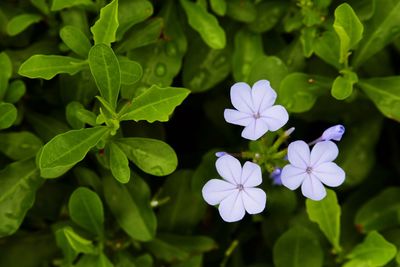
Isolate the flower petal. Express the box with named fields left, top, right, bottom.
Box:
left=202, top=179, right=237, bottom=205
left=242, top=188, right=266, bottom=214
left=260, top=105, right=289, bottom=131
left=224, top=109, right=254, bottom=126
left=215, top=154, right=241, bottom=184
left=310, top=141, right=339, bottom=167
left=313, top=162, right=345, bottom=187
left=218, top=191, right=246, bottom=222
left=241, top=118, right=269, bottom=140
left=241, top=161, right=262, bottom=187
left=301, top=175, right=327, bottom=201
left=230, top=82, right=254, bottom=114
left=251, top=80, right=277, bottom=113
left=287, top=140, right=310, bottom=169
left=281, top=164, right=307, bottom=190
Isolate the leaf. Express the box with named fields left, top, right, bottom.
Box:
left=180, top=0, right=226, bottom=49
left=273, top=227, right=323, bottom=267
left=89, top=44, right=121, bottom=110
left=55, top=228, right=78, bottom=264
left=331, top=71, right=358, bottom=100
left=117, top=0, right=153, bottom=39
left=108, top=142, right=130, bottom=183
left=116, top=137, right=178, bottom=176
left=51, top=0, right=93, bottom=11
left=0, top=159, right=43, bottom=237
left=90, top=0, right=119, bottom=46
left=76, top=254, right=114, bottom=267
left=38, top=126, right=109, bottom=178
left=355, top=187, right=400, bottom=233
left=344, top=231, right=397, bottom=267
left=30, top=0, right=49, bottom=14
left=306, top=189, right=341, bottom=252
left=358, top=76, right=400, bottom=121
left=353, top=0, right=400, bottom=67
left=18, top=55, right=86, bottom=79
left=0, top=52, right=12, bottom=100
left=313, top=30, right=341, bottom=69
left=68, top=187, right=104, bottom=237
left=247, top=56, right=289, bottom=90
left=6, top=14, right=42, bottom=36
left=226, top=0, right=256, bottom=23
left=333, top=3, right=363, bottom=64
left=119, top=58, right=142, bottom=85
left=60, top=26, right=92, bottom=58
left=248, top=1, right=287, bottom=33
left=62, top=227, right=98, bottom=254
left=103, top=174, right=156, bottom=241
left=4, top=80, right=26, bottom=104
left=0, top=102, right=17, bottom=130
left=120, top=85, right=189, bottom=122
left=25, top=112, right=70, bottom=142
left=279, top=73, right=332, bottom=112
left=210, top=0, right=226, bottom=16
left=0, top=131, right=43, bottom=160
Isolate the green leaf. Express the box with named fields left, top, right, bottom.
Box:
left=25, top=112, right=70, bottom=142
left=4, top=80, right=26, bottom=104
left=62, top=227, right=98, bottom=254
left=60, top=26, right=92, bottom=58
left=313, top=30, right=341, bottom=69
left=90, top=0, right=119, bottom=46
left=51, top=0, right=93, bottom=11
left=55, top=228, right=78, bottom=264
left=180, top=0, right=226, bottom=49
left=0, top=159, right=43, bottom=237
left=0, top=52, right=12, bottom=100
left=209, top=0, right=226, bottom=16
left=355, top=187, right=400, bottom=233
left=6, top=14, right=42, bottom=36
left=30, top=0, right=49, bottom=14
left=66, top=101, right=96, bottom=129
left=117, top=0, right=153, bottom=39
left=358, top=76, right=400, bottom=121
left=226, top=0, right=256, bottom=23
left=248, top=1, right=287, bottom=33
left=232, top=29, right=264, bottom=82
left=116, top=137, right=178, bottom=176
left=38, top=126, right=109, bottom=178
left=76, top=254, right=113, bottom=267
left=306, top=189, right=341, bottom=252
left=68, top=187, right=104, bottom=237
left=0, top=131, right=42, bottom=160
left=273, top=227, right=323, bottom=267
left=279, top=73, right=332, bottom=112
left=333, top=3, right=363, bottom=64
left=18, top=55, right=86, bottom=80
left=331, top=71, right=358, bottom=100
left=248, top=56, right=288, bottom=90
left=344, top=231, right=397, bottom=267
left=108, top=142, right=130, bottom=183
left=89, top=44, right=121, bottom=110
left=0, top=102, right=17, bottom=130
left=120, top=85, right=189, bottom=122
left=353, top=0, right=400, bottom=67
left=119, top=58, right=142, bottom=85
left=104, top=174, right=156, bottom=241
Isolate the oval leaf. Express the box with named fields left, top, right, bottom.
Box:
left=0, top=131, right=43, bottom=160
left=7, top=14, right=42, bottom=36
left=0, top=102, right=17, bottom=130
left=90, top=0, right=119, bottom=46
left=108, top=142, right=130, bottom=183
left=60, top=25, right=92, bottom=58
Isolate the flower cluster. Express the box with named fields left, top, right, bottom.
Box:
left=202, top=80, right=346, bottom=222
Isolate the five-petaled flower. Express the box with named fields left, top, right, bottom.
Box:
left=281, top=140, right=345, bottom=201
left=224, top=80, right=289, bottom=141
left=202, top=154, right=266, bottom=222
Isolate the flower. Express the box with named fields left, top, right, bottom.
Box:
left=270, top=168, right=282, bottom=185
left=280, top=140, right=345, bottom=201
left=224, top=80, right=289, bottom=141
left=321, top=124, right=345, bottom=141
left=202, top=154, right=266, bottom=222
left=215, top=151, right=228, bottom=157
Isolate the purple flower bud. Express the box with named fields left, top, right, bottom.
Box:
left=321, top=125, right=345, bottom=141
left=270, top=168, right=282, bottom=185
left=215, top=151, right=228, bottom=158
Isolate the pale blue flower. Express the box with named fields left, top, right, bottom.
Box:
left=215, top=151, right=227, bottom=157
left=202, top=154, right=266, bottom=222
left=321, top=124, right=345, bottom=141
left=281, top=140, right=345, bottom=201
left=270, top=168, right=282, bottom=185
left=224, top=80, right=289, bottom=141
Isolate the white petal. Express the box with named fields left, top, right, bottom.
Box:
left=281, top=164, right=307, bottom=190
left=242, top=188, right=266, bottom=214
left=287, top=140, right=310, bottom=169
left=230, top=82, right=254, bottom=114
left=313, top=162, right=345, bottom=187
left=301, top=175, right=326, bottom=201
left=202, top=179, right=237, bottom=205
left=251, top=80, right=277, bottom=113
left=260, top=105, right=289, bottom=131
left=224, top=109, right=254, bottom=127
left=310, top=141, right=338, bottom=167
left=218, top=191, right=245, bottom=222
left=241, top=119, right=269, bottom=140
left=241, top=161, right=262, bottom=187
left=215, top=154, right=241, bottom=184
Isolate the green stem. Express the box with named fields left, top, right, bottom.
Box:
left=220, top=239, right=239, bottom=267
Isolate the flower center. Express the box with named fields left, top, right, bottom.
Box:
left=306, top=167, right=313, bottom=174
left=236, top=184, right=244, bottom=191
left=253, top=112, right=261, bottom=119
